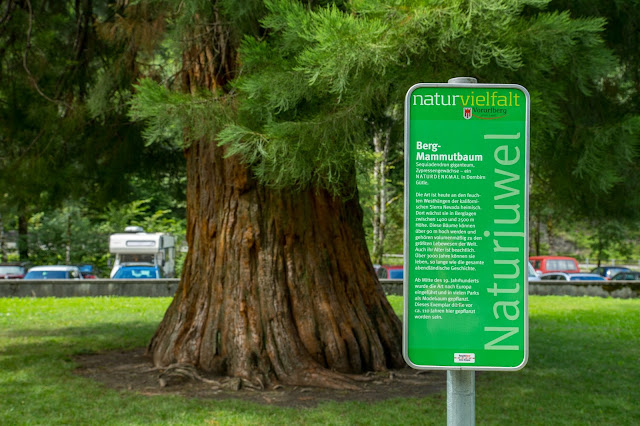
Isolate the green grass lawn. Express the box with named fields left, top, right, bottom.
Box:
left=1, top=295, right=639, bottom=425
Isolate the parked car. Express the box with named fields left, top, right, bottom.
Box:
left=376, top=265, right=403, bottom=279
left=23, top=265, right=83, bottom=280
left=78, top=264, right=97, bottom=279
left=590, top=266, right=631, bottom=280
left=112, top=265, right=162, bottom=279
left=529, top=256, right=580, bottom=274
left=539, top=272, right=605, bottom=281
left=528, top=262, right=540, bottom=282
left=611, top=271, right=640, bottom=281
left=0, top=263, right=26, bottom=279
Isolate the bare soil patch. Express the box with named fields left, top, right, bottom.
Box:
left=74, top=349, right=447, bottom=408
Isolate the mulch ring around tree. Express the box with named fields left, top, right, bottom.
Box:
left=74, top=348, right=447, bottom=408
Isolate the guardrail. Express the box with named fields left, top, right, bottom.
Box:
left=380, top=279, right=640, bottom=298
left=529, top=280, right=640, bottom=298
left=0, top=279, right=179, bottom=298
left=1, top=279, right=639, bottom=298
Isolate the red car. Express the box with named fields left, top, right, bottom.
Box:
left=0, top=263, right=27, bottom=279
left=529, top=256, right=580, bottom=275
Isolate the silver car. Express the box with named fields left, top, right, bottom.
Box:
left=539, top=272, right=605, bottom=281
left=528, top=262, right=540, bottom=282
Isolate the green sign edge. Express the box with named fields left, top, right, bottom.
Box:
left=402, top=82, right=531, bottom=371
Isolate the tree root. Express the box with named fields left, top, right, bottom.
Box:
left=288, top=367, right=377, bottom=390
left=155, top=364, right=268, bottom=391
left=154, top=363, right=429, bottom=392
left=157, top=364, right=236, bottom=390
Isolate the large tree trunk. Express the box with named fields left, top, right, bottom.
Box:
left=146, top=2, right=403, bottom=389
left=147, top=139, right=404, bottom=389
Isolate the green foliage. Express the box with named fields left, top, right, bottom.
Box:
left=16, top=199, right=187, bottom=277
left=124, top=0, right=639, bottom=255
left=523, top=1, right=640, bottom=254
left=86, top=69, right=134, bottom=122
left=129, top=78, right=232, bottom=149
left=520, top=2, right=640, bottom=223
left=97, top=199, right=187, bottom=275
left=0, top=1, right=189, bottom=257
left=97, top=199, right=158, bottom=235
left=213, top=0, right=621, bottom=200
left=4, top=0, right=640, bottom=266
left=128, top=79, right=192, bottom=148
left=0, top=2, right=98, bottom=211
left=27, top=205, right=109, bottom=269
left=588, top=219, right=634, bottom=263
left=528, top=215, right=640, bottom=263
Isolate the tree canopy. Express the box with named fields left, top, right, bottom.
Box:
left=2, top=0, right=640, bottom=261
left=129, top=0, right=637, bottom=215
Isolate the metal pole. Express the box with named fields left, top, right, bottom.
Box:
left=447, top=370, right=475, bottom=426
left=448, top=76, right=478, bottom=84
left=446, top=77, right=477, bottom=426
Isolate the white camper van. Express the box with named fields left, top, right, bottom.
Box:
left=109, top=226, right=176, bottom=278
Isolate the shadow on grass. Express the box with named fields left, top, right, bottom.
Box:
left=3, top=321, right=157, bottom=339
left=0, top=321, right=158, bottom=361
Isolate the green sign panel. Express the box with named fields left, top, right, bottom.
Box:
left=403, top=83, right=530, bottom=370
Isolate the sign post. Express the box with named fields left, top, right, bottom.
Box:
left=403, top=78, right=530, bottom=423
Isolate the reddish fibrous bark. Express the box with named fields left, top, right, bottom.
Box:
left=147, top=7, right=403, bottom=389
left=147, top=139, right=404, bottom=389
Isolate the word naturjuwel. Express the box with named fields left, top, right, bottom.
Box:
left=484, top=133, right=523, bottom=352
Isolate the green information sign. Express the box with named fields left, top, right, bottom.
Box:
left=403, top=83, right=530, bottom=370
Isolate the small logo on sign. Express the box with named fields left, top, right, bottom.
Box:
left=463, top=108, right=472, bottom=120
left=454, top=353, right=476, bottom=363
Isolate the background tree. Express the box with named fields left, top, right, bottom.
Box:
left=0, top=0, right=186, bottom=263
left=126, top=0, right=617, bottom=389
left=0, top=0, right=109, bottom=259
left=367, top=110, right=405, bottom=264
left=525, top=0, right=640, bottom=255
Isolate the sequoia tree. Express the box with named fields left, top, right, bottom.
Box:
left=126, top=0, right=615, bottom=388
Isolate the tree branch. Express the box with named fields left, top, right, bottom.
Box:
left=21, top=0, right=69, bottom=107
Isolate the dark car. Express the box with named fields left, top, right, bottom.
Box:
left=0, top=263, right=26, bottom=279
left=590, top=266, right=631, bottom=280
left=78, top=264, right=97, bottom=279
left=540, top=272, right=605, bottom=281
left=112, top=265, right=162, bottom=279
left=611, top=271, right=640, bottom=281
